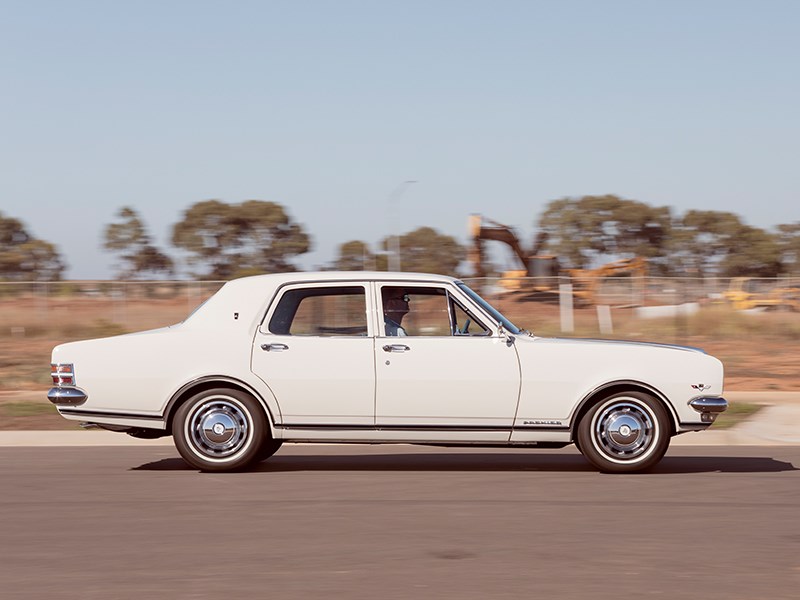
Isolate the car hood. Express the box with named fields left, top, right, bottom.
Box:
left=520, top=335, right=705, bottom=354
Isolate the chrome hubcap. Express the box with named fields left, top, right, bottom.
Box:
left=594, top=401, right=655, bottom=461
left=188, top=398, right=250, bottom=459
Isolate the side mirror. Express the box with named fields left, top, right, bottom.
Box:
left=498, top=323, right=516, bottom=347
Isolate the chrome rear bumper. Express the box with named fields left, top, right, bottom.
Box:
left=47, top=387, right=88, bottom=406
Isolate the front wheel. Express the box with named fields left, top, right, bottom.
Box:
left=173, top=388, right=267, bottom=472
left=576, top=391, right=671, bottom=473
left=256, top=438, right=283, bottom=462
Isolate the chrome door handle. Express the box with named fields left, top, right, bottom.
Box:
left=261, top=343, right=289, bottom=352
left=382, top=344, right=410, bottom=353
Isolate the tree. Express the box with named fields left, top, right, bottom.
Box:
left=0, top=211, right=65, bottom=280
left=537, top=195, right=673, bottom=272
left=171, top=200, right=311, bottom=279
left=671, top=210, right=782, bottom=277
left=103, top=207, right=174, bottom=279
left=381, top=227, right=464, bottom=276
left=535, top=197, right=786, bottom=277
left=334, top=240, right=387, bottom=271
left=776, top=222, right=800, bottom=275
left=719, top=225, right=782, bottom=277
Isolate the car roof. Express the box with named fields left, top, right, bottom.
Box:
left=185, top=271, right=463, bottom=328
left=226, top=270, right=460, bottom=290
left=232, top=271, right=457, bottom=284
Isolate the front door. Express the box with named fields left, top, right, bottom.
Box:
left=374, top=284, right=520, bottom=440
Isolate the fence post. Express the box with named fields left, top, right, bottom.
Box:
left=597, top=305, right=613, bottom=335
left=559, top=283, right=574, bottom=333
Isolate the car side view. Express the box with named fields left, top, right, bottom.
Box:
left=48, top=272, right=728, bottom=473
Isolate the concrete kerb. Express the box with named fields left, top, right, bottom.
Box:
left=0, top=430, right=176, bottom=447
left=672, top=392, right=800, bottom=446
left=1, top=391, right=798, bottom=447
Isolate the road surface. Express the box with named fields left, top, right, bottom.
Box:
left=1, top=444, right=798, bottom=599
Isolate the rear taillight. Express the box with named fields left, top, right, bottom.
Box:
left=51, top=363, right=76, bottom=386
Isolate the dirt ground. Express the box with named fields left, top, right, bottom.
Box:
left=1, top=294, right=798, bottom=429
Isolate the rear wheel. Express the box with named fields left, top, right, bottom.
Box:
left=577, top=391, right=671, bottom=473
left=173, top=388, right=266, bottom=472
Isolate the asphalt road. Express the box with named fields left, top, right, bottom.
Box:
left=1, top=444, right=798, bottom=600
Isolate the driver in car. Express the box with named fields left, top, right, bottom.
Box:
left=382, top=287, right=409, bottom=336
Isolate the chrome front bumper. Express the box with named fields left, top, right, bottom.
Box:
left=688, top=397, right=728, bottom=423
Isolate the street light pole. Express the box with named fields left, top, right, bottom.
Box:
left=387, top=180, right=417, bottom=272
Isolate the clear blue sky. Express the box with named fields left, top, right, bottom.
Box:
left=2, top=0, right=798, bottom=278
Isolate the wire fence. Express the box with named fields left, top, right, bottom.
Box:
left=466, top=276, right=800, bottom=337
left=1, top=276, right=799, bottom=340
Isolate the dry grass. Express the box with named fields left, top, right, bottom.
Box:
left=1, top=291, right=793, bottom=430
left=710, top=402, right=764, bottom=430
left=488, top=297, right=800, bottom=391
left=1, top=293, right=798, bottom=396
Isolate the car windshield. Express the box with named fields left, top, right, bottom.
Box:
left=456, top=282, right=524, bottom=335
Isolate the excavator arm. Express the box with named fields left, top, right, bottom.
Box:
left=468, top=214, right=529, bottom=277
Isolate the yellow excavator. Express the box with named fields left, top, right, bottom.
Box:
left=468, top=214, right=647, bottom=306
left=723, top=277, right=800, bottom=311
left=468, top=214, right=557, bottom=280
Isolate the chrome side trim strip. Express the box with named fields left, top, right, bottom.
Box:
left=278, top=423, right=513, bottom=432
left=58, top=408, right=163, bottom=421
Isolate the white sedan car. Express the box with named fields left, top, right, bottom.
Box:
left=49, top=272, right=727, bottom=473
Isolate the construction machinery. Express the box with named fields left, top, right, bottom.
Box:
left=468, top=214, right=557, bottom=283
left=568, top=256, right=648, bottom=307
left=468, top=214, right=647, bottom=306
left=723, top=277, right=800, bottom=311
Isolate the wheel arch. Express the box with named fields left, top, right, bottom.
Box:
left=164, top=376, right=277, bottom=434
left=569, top=380, right=678, bottom=439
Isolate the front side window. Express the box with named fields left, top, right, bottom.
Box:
left=268, top=286, right=367, bottom=336
left=450, top=298, right=490, bottom=336
left=380, top=285, right=489, bottom=337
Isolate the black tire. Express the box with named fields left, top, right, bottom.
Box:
left=173, top=388, right=266, bottom=472
left=576, top=391, right=671, bottom=473
left=256, top=438, right=283, bottom=462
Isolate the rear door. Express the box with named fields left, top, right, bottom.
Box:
left=251, top=283, right=375, bottom=426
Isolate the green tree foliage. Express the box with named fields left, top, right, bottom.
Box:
left=0, top=211, right=65, bottom=281
left=672, top=210, right=782, bottom=277
left=171, top=200, right=311, bottom=279
left=537, top=195, right=672, bottom=272
left=103, top=207, right=174, bottom=279
left=382, top=226, right=464, bottom=276
left=334, top=240, right=387, bottom=271
left=537, top=197, right=787, bottom=277
left=719, top=225, right=782, bottom=277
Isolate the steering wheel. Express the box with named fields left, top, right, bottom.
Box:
left=458, top=318, right=471, bottom=335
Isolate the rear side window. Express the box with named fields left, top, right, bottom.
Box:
left=268, top=286, right=367, bottom=336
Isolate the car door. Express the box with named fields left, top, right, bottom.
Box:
left=374, top=283, right=521, bottom=439
left=251, top=283, right=375, bottom=426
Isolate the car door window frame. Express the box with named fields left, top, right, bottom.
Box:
left=373, top=281, right=496, bottom=338
left=260, top=282, right=375, bottom=338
